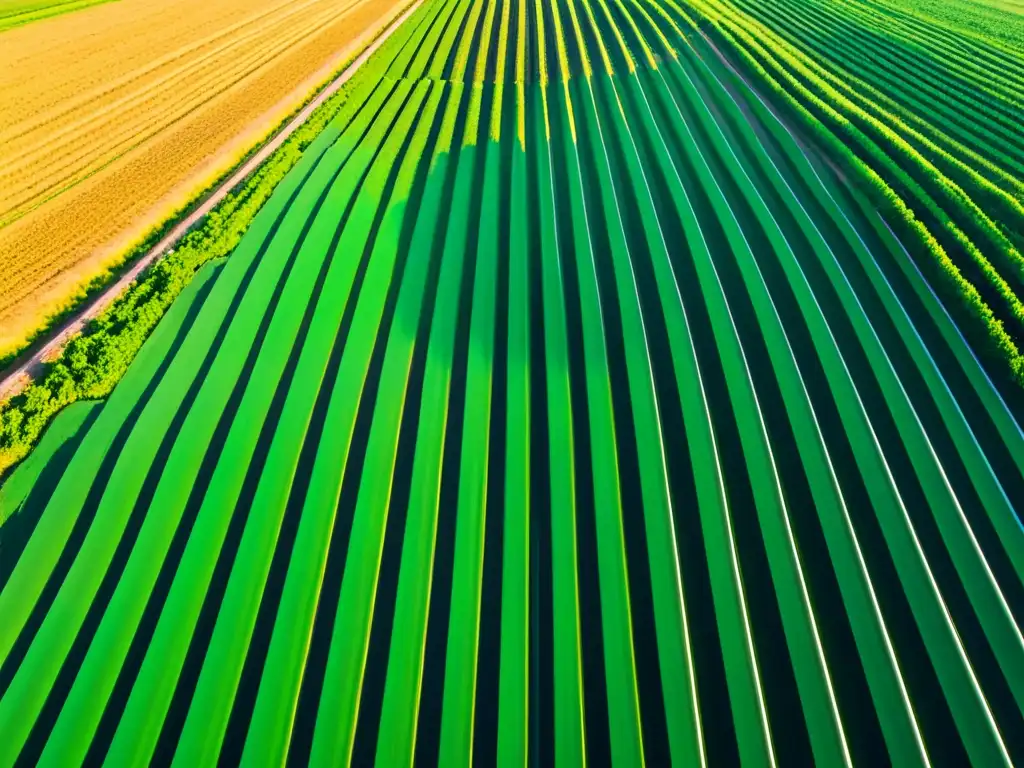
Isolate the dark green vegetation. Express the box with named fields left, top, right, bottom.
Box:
left=0, top=0, right=116, bottom=31
left=1, top=0, right=1024, bottom=765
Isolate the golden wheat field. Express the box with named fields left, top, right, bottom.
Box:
left=0, top=0, right=406, bottom=358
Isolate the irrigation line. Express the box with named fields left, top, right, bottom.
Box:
left=0, top=0, right=425, bottom=404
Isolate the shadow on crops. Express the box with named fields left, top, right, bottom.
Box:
left=79, top=124, right=364, bottom=763
left=0, top=258, right=222, bottom=705
left=0, top=403, right=102, bottom=593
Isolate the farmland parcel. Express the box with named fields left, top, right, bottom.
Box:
left=0, top=0, right=409, bottom=358
left=1, top=0, right=1023, bottom=765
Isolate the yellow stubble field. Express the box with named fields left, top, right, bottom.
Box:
left=0, top=0, right=407, bottom=357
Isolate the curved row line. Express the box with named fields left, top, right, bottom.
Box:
left=0, top=0, right=1022, bottom=765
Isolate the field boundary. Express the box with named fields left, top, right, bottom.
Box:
left=0, top=0, right=424, bottom=405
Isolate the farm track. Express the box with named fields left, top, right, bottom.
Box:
left=1, top=0, right=1023, bottom=764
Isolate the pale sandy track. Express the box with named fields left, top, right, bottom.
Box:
left=0, top=0, right=423, bottom=403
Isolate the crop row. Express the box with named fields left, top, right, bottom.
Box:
left=722, top=0, right=1024, bottom=209
left=860, top=0, right=1024, bottom=58
left=673, top=0, right=1024, bottom=389
left=1, top=0, right=1023, bottom=765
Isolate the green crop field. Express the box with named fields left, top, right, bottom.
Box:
left=1, top=0, right=1023, bottom=764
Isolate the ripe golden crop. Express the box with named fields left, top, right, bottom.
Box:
left=0, top=0, right=404, bottom=358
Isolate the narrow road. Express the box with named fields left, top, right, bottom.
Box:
left=0, top=0, right=422, bottom=403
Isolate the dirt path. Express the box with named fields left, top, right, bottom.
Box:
left=0, top=0, right=422, bottom=404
